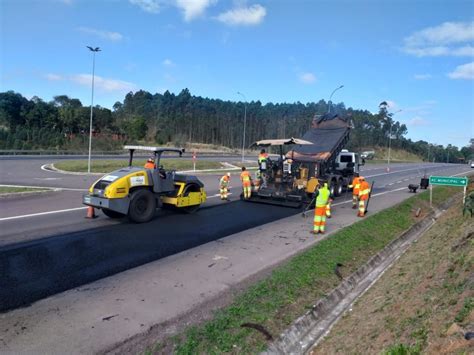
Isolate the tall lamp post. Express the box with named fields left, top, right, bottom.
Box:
left=327, top=85, right=344, bottom=113
left=237, top=91, right=247, bottom=163
left=387, top=109, right=402, bottom=172
left=87, top=46, right=101, bottom=174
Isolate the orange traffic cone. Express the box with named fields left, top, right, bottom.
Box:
left=85, top=206, right=97, bottom=219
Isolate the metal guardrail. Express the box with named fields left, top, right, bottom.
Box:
left=0, top=149, right=251, bottom=157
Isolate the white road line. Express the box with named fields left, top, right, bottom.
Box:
left=332, top=170, right=472, bottom=208
left=0, top=184, right=87, bottom=192
left=0, top=207, right=88, bottom=222
left=2, top=171, right=471, bottom=222
left=364, top=165, right=440, bottom=178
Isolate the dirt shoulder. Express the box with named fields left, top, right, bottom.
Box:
left=311, top=198, right=474, bottom=354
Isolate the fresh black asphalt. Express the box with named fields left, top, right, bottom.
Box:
left=0, top=200, right=297, bottom=312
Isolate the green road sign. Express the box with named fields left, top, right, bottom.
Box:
left=429, top=176, right=468, bottom=187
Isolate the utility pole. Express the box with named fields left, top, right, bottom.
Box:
left=387, top=109, right=402, bottom=172
left=237, top=91, right=247, bottom=163
left=327, top=85, right=344, bottom=113
left=87, top=46, right=101, bottom=174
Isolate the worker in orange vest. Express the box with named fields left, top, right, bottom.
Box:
left=240, top=166, right=252, bottom=199
left=357, top=177, right=371, bottom=217
left=219, top=172, right=231, bottom=201
left=258, top=149, right=269, bottom=171
left=144, top=157, right=155, bottom=169
left=348, top=173, right=361, bottom=209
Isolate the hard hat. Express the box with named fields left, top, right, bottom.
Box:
left=227, top=172, right=231, bottom=177
left=147, top=158, right=154, bottom=162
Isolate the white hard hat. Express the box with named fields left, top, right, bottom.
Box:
left=227, top=172, right=231, bottom=177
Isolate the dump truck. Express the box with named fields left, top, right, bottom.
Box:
left=82, top=145, right=206, bottom=223
left=244, top=113, right=363, bottom=207
left=288, top=113, right=364, bottom=197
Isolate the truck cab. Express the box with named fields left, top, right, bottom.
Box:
left=335, top=150, right=363, bottom=175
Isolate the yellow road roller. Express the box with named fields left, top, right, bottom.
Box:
left=82, top=145, right=207, bottom=223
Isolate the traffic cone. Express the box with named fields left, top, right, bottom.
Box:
left=85, top=206, right=97, bottom=219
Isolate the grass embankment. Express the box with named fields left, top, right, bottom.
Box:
left=0, top=186, right=49, bottom=194
left=54, top=159, right=223, bottom=173
left=312, top=194, right=473, bottom=354
left=363, top=147, right=423, bottom=164
left=146, top=185, right=459, bottom=354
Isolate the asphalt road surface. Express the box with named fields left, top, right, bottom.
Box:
left=0, top=156, right=471, bottom=312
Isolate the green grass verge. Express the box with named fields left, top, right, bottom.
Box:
left=150, top=185, right=458, bottom=354
left=0, top=186, right=49, bottom=194
left=54, top=159, right=223, bottom=173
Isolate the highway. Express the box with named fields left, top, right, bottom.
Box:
left=0, top=155, right=472, bottom=352
left=1, top=156, right=470, bottom=312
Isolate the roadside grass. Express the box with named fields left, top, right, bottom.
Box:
left=0, top=186, right=49, bottom=194
left=54, top=159, right=223, bottom=173
left=312, top=178, right=473, bottom=354
left=148, top=185, right=458, bottom=354
left=370, top=147, right=423, bottom=162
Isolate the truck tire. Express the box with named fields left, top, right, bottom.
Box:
left=128, top=189, right=156, bottom=223
left=330, top=180, right=337, bottom=197
left=102, top=208, right=125, bottom=219
left=336, top=178, right=344, bottom=196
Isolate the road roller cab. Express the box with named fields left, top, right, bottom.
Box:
left=83, top=145, right=207, bottom=223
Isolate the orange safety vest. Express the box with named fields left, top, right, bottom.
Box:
left=350, top=177, right=361, bottom=195
left=144, top=162, right=155, bottom=169
left=258, top=153, right=269, bottom=163
left=220, top=175, right=229, bottom=187
left=358, top=180, right=370, bottom=201
left=240, top=171, right=251, bottom=187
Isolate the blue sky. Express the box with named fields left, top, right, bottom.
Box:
left=1, top=0, right=473, bottom=148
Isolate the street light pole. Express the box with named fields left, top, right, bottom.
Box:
left=387, top=109, right=402, bottom=172
left=237, top=91, right=247, bottom=163
left=87, top=46, right=101, bottom=174
left=327, top=85, right=344, bottom=113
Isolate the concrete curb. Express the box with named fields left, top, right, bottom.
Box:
left=0, top=189, right=58, bottom=199
left=46, top=163, right=258, bottom=176
left=264, top=197, right=456, bottom=354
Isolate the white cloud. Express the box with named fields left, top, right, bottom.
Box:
left=405, top=21, right=474, bottom=47
left=71, top=74, right=137, bottom=92
left=162, top=58, right=175, bottom=67
left=448, top=62, right=474, bottom=80
left=44, top=73, right=64, bottom=81
left=299, top=72, right=316, bottom=84
left=402, top=21, right=474, bottom=57
left=129, top=0, right=161, bottom=14
left=414, top=74, right=432, bottom=80
left=407, top=116, right=429, bottom=126
left=78, top=27, right=123, bottom=42
left=385, top=100, right=398, bottom=109
left=216, top=4, right=266, bottom=26
left=175, top=0, right=216, bottom=21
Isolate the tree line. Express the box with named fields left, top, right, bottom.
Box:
left=0, top=89, right=472, bottom=162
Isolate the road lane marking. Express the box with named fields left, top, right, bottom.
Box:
left=364, top=165, right=443, bottom=178
left=2, top=171, right=470, bottom=221
left=0, top=184, right=87, bottom=192
left=0, top=207, right=88, bottom=221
